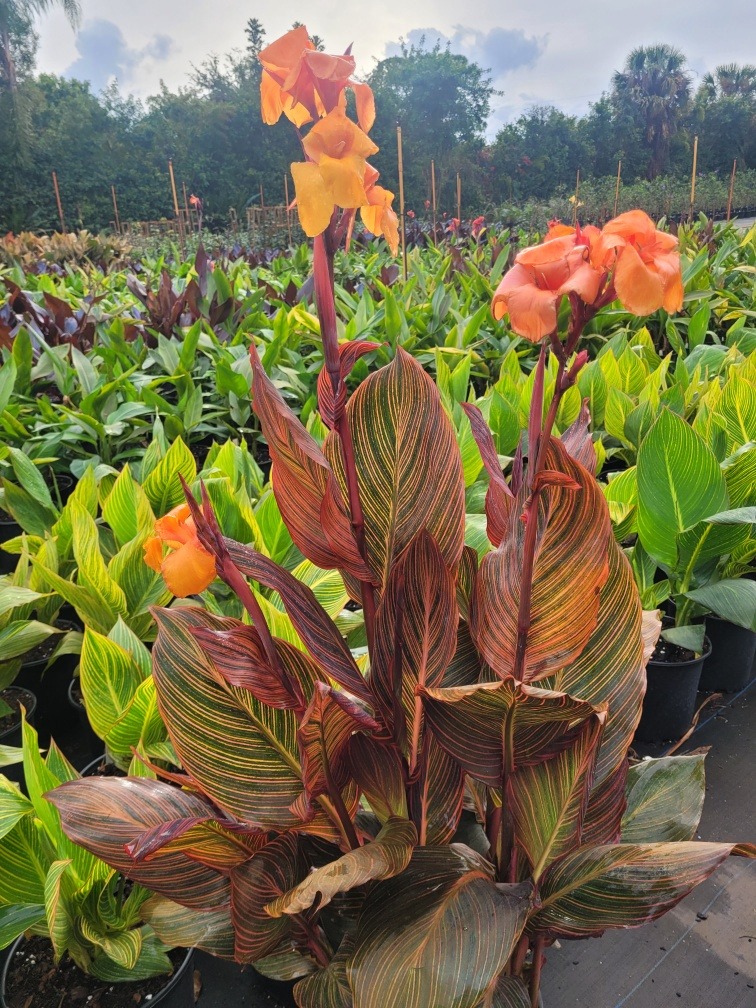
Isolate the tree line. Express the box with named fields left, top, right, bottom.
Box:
left=1, top=7, right=755, bottom=233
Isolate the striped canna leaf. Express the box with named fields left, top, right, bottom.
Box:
left=229, top=833, right=307, bottom=964
left=46, top=777, right=231, bottom=910
left=370, top=530, right=459, bottom=757
left=327, top=348, right=466, bottom=589
left=226, top=541, right=372, bottom=704
left=249, top=342, right=371, bottom=581
left=421, top=678, right=603, bottom=788
left=150, top=606, right=305, bottom=829
left=620, top=754, right=706, bottom=844
left=267, top=817, right=417, bottom=918
left=529, top=841, right=737, bottom=938
left=345, top=847, right=531, bottom=1008
left=472, top=438, right=612, bottom=682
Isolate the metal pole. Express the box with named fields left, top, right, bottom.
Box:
left=51, top=171, right=66, bottom=232
left=726, top=159, right=737, bottom=222
left=396, top=124, right=407, bottom=278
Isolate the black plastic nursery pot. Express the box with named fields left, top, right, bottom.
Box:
left=67, top=678, right=106, bottom=766
left=698, top=617, right=756, bottom=694
left=0, top=687, right=36, bottom=788
left=15, top=619, right=82, bottom=747
left=0, top=517, right=21, bottom=575
left=635, top=637, right=711, bottom=743
left=0, top=936, right=195, bottom=1008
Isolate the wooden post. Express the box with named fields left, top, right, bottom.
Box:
left=51, top=171, right=66, bottom=232
left=284, top=174, right=293, bottom=247
left=396, top=123, right=407, bottom=279
left=573, top=169, right=580, bottom=227
left=456, top=172, right=461, bottom=222
left=167, top=159, right=185, bottom=250
left=431, top=160, right=437, bottom=244
left=689, top=135, right=698, bottom=220
left=111, top=185, right=121, bottom=234
left=613, top=160, right=622, bottom=218
left=181, top=181, right=192, bottom=232
left=726, top=159, right=737, bottom=222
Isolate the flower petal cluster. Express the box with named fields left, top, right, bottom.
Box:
left=492, top=232, right=603, bottom=341
left=259, top=27, right=375, bottom=132
left=360, top=165, right=399, bottom=255
left=603, top=210, right=684, bottom=315
left=144, top=503, right=216, bottom=597
left=492, top=210, right=683, bottom=340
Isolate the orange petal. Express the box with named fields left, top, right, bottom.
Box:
left=153, top=503, right=193, bottom=545
left=319, top=154, right=370, bottom=208
left=603, top=209, right=656, bottom=242
left=290, top=161, right=333, bottom=237
left=303, top=108, right=378, bottom=163
left=614, top=243, right=664, bottom=315
left=491, top=264, right=533, bottom=321
left=260, top=72, right=284, bottom=125
left=143, top=536, right=164, bottom=573
left=517, top=233, right=584, bottom=268
left=259, top=26, right=314, bottom=72
left=161, top=542, right=216, bottom=597
left=504, top=284, right=560, bottom=341
left=351, top=81, right=376, bottom=133
left=558, top=261, right=602, bottom=305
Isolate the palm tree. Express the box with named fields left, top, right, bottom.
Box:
left=0, top=0, right=80, bottom=92
left=1, top=0, right=80, bottom=173
left=612, top=44, right=691, bottom=179
left=699, top=63, right=756, bottom=103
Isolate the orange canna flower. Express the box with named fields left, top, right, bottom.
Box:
left=360, top=164, right=399, bottom=254
left=602, top=210, right=683, bottom=315
left=143, top=503, right=216, bottom=597
left=259, top=27, right=375, bottom=132
left=291, top=107, right=378, bottom=237
left=492, top=232, right=603, bottom=341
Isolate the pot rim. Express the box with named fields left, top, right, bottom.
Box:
left=648, top=635, right=712, bottom=670
left=0, top=935, right=194, bottom=1008
left=0, top=687, right=37, bottom=740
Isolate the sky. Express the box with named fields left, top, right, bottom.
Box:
left=36, top=1, right=756, bottom=133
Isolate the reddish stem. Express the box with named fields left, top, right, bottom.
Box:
left=512, top=934, right=530, bottom=977
left=530, top=934, right=546, bottom=1008
left=313, top=232, right=377, bottom=654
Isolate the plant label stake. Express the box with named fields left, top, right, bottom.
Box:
left=111, top=185, right=121, bottom=234
left=689, top=135, right=698, bottom=221
left=168, top=159, right=186, bottom=254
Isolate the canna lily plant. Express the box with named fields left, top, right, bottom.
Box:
left=48, top=28, right=753, bottom=1008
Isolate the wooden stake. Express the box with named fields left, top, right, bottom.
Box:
left=167, top=159, right=185, bottom=250
left=456, top=172, right=461, bottom=221
left=689, top=135, right=698, bottom=220
left=284, top=174, right=293, bottom=247
left=431, top=160, right=437, bottom=244
left=613, top=160, right=622, bottom=218
left=111, top=185, right=121, bottom=234
left=396, top=123, right=407, bottom=279
left=51, top=171, right=65, bottom=232
left=726, top=159, right=737, bottom=222
left=573, top=169, right=580, bottom=227
left=182, top=181, right=192, bottom=232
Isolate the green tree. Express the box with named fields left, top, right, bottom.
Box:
left=367, top=39, right=494, bottom=211
left=692, top=65, right=756, bottom=172
left=611, top=44, right=691, bottom=179
left=0, top=0, right=80, bottom=93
